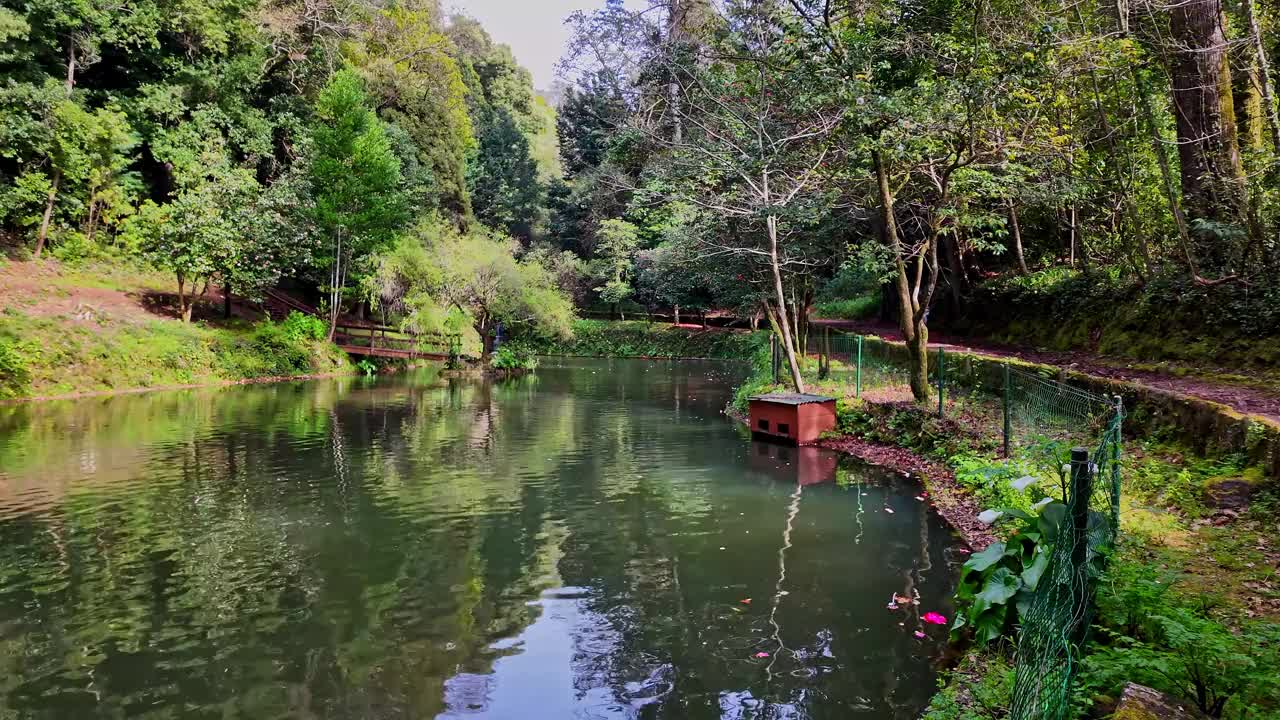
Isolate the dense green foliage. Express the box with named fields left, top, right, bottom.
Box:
left=1082, top=557, right=1280, bottom=718
left=546, top=0, right=1280, bottom=393
left=0, top=0, right=572, bottom=356
left=506, top=319, right=766, bottom=360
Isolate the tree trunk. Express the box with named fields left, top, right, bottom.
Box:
left=176, top=271, right=193, bottom=323
left=1240, top=0, right=1280, bottom=160
left=223, top=283, right=233, bottom=319
left=673, top=304, right=680, bottom=325
left=1008, top=200, right=1029, bottom=274
left=1168, top=0, right=1250, bottom=266
left=327, top=229, right=344, bottom=342
left=766, top=214, right=805, bottom=393
left=34, top=170, right=60, bottom=259
left=874, top=149, right=930, bottom=402
left=85, top=198, right=99, bottom=244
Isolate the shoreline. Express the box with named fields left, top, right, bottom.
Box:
left=726, top=406, right=995, bottom=550
left=0, top=370, right=364, bottom=406
left=817, top=434, right=996, bottom=550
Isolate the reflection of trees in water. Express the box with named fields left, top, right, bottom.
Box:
left=0, top=363, right=950, bottom=718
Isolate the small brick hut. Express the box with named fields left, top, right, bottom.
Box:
left=748, top=393, right=837, bottom=446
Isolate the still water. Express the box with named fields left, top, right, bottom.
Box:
left=0, top=358, right=961, bottom=719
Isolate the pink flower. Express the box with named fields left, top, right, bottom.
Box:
left=754, top=652, right=770, bottom=658
left=923, top=612, right=947, bottom=625
left=913, top=631, right=926, bottom=639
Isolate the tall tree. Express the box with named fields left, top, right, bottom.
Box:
left=308, top=69, right=408, bottom=339
left=1167, top=0, right=1252, bottom=268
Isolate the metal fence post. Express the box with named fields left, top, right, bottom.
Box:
left=1003, top=363, right=1013, bottom=457
left=1068, top=446, right=1093, bottom=644
left=937, top=347, right=945, bottom=417
left=855, top=335, right=863, bottom=398
left=1110, top=396, right=1123, bottom=532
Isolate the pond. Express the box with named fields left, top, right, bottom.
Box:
left=0, top=358, right=962, bottom=719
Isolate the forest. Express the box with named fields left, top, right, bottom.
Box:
left=1, top=0, right=1278, bottom=392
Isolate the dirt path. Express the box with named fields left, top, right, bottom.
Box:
left=812, top=318, right=1280, bottom=423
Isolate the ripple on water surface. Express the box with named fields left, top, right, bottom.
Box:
left=0, top=359, right=960, bottom=719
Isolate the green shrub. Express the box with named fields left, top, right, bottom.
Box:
left=250, top=321, right=313, bottom=374
left=1083, top=609, right=1280, bottom=718
left=355, top=358, right=377, bottom=376
left=281, top=311, right=328, bottom=342
left=507, top=319, right=767, bottom=360
left=814, top=294, right=880, bottom=320
left=0, top=338, right=31, bottom=398
left=951, top=504, right=1064, bottom=644
left=491, top=346, right=538, bottom=371
left=1083, top=556, right=1280, bottom=718
left=952, top=454, right=1044, bottom=514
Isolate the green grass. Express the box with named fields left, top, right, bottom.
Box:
left=506, top=319, right=768, bottom=360
left=0, top=309, right=352, bottom=399
left=813, top=294, right=881, bottom=320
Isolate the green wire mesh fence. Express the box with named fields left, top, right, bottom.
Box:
left=810, top=328, right=1123, bottom=719
left=820, top=332, right=912, bottom=395
left=1009, top=408, right=1122, bottom=720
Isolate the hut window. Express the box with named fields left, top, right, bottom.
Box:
left=777, top=423, right=790, bottom=435
left=757, top=419, right=769, bottom=430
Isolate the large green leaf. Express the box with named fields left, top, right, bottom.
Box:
left=1038, top=502, right=1067, bottom=543
left=973, top=567, right=1022, bottom=616
left=1021, top=548, right=1051, bottom=591
left=1014, top=588, right=1036, bottom=618
left=963, top=542, right=1007, bottom=572
left=974, top=604, right=1009, bottom=644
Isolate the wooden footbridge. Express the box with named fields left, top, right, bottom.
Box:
left=333, top=323, right=457, bottom=361
left=262, top=289, right=458, bottom=361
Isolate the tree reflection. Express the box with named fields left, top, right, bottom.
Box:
left=0, top=361, right=955, bottom=719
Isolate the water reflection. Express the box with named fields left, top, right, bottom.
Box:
left=0, top=358, right=959, bottom=718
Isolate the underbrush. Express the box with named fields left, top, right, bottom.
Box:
left=1080, top=553, right=1280, bottom=718
left=961, top=268, right=1280, bottom=370
left=813, top=294, right=880, bottom=320
left=0, top=309, right=351, bottom=398
left=507, top=319, right=767, bottom=360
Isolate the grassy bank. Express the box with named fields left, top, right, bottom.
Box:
left=0, top=311, right=353, bottom=400
left=0, top=260, right=355, bottom=400
left=732, top=355, right=1280, bottom=718
left=507, top=318, right=768, bottom=360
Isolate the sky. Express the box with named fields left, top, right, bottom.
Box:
left=446, top=0, right=611, bottom=90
